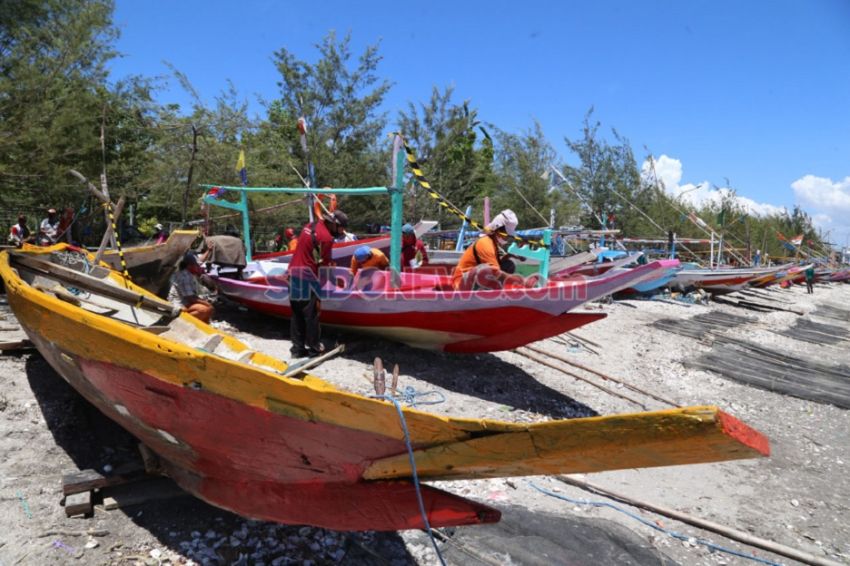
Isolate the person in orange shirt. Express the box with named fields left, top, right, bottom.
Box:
left=350, top=245, right=389, bottom=276
left=285, top=227, right=299, bottom=251
left=451, top=209, right=518, bottom=290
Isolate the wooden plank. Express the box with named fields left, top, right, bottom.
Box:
left=363, top=406, right=769, bottom=481
left=62, top=464, right=147, bottom=496
left=0, top=339, right=33, bottom=352
left=101, top=478, right=187, bottom=510
left=282, top=343, right=346, bottom=377
left=137, top=443, right=161, bottom=475
left=10, top=253, right=180, bottom=317
left=35, top=284, right=119, bottom=315
left=64, top=491, right=92, bottom=517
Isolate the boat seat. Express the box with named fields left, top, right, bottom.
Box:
left=35, top=284, right=120, bottom=316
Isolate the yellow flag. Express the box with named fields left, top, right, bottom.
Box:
left=236, top=150, right=247, bottom=185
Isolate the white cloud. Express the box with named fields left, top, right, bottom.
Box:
left=792, top=175, right=850, bottom=213
left=792, top=175, right=850, bottom=246
left=641, top=155, right=785, bottom=217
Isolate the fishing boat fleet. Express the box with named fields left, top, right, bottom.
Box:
left=2, top=134, right=844, bottom=532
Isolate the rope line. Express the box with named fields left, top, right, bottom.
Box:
left=372, top=394, right=447, bottom=566
left=394, top=133, right=546, bottom=249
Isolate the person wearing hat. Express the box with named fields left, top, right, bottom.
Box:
left=39, top=208, right=60, bottom=245
left=350, top=245, right=389, bottom=276
left=401, top=223, right=429, bottom=268
left=153, top=223, right=169, bottom=245
left=288, top=209, right=348, bottom=358
left=173, top=252, right=214, bottom=323
left=451, top=209, right=519, bottom=290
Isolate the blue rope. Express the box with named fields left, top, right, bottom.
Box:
left=399, top=385, right=446, bottom=408
left=372, top=394, right=447, bottom=566
left=528, top=482, right=783, bottom=566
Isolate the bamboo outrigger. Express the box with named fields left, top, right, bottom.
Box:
left=0, top=243, right=770, bottom=530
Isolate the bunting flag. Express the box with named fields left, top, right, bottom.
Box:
left=790, top=234, right=804, bottom=246
left=775, top=230, right=787, bottom=242
left=207, top=186, right=226, bottom=199
left=236, top=150, right=248, bottom=186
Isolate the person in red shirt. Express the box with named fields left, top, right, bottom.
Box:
left=288, top=210, right=348, bottom=359
left=401, top=223, right=429, bottom=268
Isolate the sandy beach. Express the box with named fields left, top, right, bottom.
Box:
left=1, top=282, right=848, bottom=565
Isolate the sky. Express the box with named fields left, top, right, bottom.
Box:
left=109, top=0, right=850, bottom=247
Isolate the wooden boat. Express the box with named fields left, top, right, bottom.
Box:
left=669, top=264, right=779, bottom=294
left=552, top=251, right=643, bottom=279
left=425, top=247, right=600, bottom=278
left=747, top=264, right=793, bottom=288
left=217, top=259, right=674, bottom=353
left=616, top=260, right=682, bottom=295
left=0, top=244, right=770, bottom=531
left=101, top=229, right=199, bottom=297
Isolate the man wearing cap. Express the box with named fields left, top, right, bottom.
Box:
left=173, top=252, right=214, bottom=323
left=350, top=245, right=389, bottom=276
left=39, top=208, right=60, bottom=245
left=451, top=209, right=518, bottom=290
left=153, top=223, right=169, bottom=245
left=401, top=223, right=429, bottom=268
left=288, top=209, right=348, bottom=359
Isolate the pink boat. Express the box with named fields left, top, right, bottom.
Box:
left=213, top=260, right=673, bottom=353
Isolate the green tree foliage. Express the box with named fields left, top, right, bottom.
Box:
left=396, top=86, right=497, bottom=227
left=490, top=122, right=578, bottom=229
left=0, top=0, right=118, bottom=215
left=561, top=109, right=643, bottom=233
left=269, top=31, right=392, bottom=228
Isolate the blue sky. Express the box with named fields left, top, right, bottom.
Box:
left=109, top=0, right=850, bottom=246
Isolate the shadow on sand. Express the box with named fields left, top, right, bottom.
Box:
left=215, top=299, right=599, bottom=420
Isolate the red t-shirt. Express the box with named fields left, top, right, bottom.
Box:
left=289, top=221, right=333, bottom=277
left=402, top=239, right=429, bottom=267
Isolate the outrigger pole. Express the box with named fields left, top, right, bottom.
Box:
left=200, top=135, right=406, bottom=276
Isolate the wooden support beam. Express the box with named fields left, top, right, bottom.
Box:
left=0, top=339, right=34, bottom=352
left=62, top=465, right=147, bottom=496
left=64, top=491, right=92, bottom=517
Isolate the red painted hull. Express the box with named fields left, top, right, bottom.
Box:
left=234, top=295, right=606, bottom=353
left=28, top=332, right=499, bottom=530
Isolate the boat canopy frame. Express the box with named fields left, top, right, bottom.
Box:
left=201, top=134, right=553, bottom=287
left=201, top=136, right=407, bottom=272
